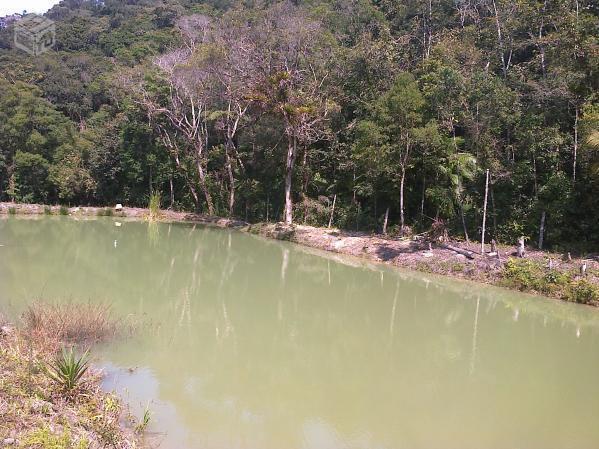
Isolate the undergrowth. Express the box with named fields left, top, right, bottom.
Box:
left=501, top=258, right=599, bottom=304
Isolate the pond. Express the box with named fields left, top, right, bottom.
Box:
left=1, top=216, right=599, bottom=449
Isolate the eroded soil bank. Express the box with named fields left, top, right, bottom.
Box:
left=2, top=202, right=598, bottom=306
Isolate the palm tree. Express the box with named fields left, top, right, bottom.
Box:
left=438, top=151, right=477, bottom=242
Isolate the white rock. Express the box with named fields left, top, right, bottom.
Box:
left=0, top=325, right=14, bottom=335
left=115, top=222, right=122, bottom=227
left=115, top=204, right=123, bottom=210
left=333, top=239, right=346, bottom=250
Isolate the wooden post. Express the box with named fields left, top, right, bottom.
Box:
left=538, top=210, right=546, bottom=249
left=328, top=194, right=336, bottom=229
left=481, top=169, right=490, bottom=255
left=382, top=206, right=389, bottom=235
left=580, top=261, right=587, bottom=277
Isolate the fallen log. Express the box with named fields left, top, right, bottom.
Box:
left=441, top=243, right=476, bottom=259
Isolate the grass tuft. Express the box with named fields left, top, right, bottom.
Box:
left=22, top=302, right=120, bottom=345
left=148, top=190, right=161, bottom=221
left=21, top=426, right=85, bottom=449
left=59, top=206, right=69, bottom=215
left=135, top=406, right=151, bottom=434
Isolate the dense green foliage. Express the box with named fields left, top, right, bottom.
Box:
left=0, top=0, right=597, bottom=248
left=501, top=258, right=599, bottom=303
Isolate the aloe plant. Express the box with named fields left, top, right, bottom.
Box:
left=46, top=347, right=90, bottom=391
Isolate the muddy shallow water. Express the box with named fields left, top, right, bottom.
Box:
left=1, top=216, right=599, bottom=449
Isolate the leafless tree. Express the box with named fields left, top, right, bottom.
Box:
left=205, top=15, right=261, bottom=216
left=130, top=17, right=216, bottom=214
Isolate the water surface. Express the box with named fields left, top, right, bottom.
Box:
left=1, top=216, right=598, bottom=449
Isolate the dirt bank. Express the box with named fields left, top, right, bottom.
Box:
left=2, top=202, right=598, bottom=305
left=0, top=202, right=247, bottom=228
left=249, top=222, right=599, bottom=305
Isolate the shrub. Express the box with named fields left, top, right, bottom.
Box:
left=564, top=280, right=599, bottom=304
left=23, top=302, right=119, bottom=344
left=45, top=347, right=90, bottom=391
left=59, top=206, right=69, bottom=215
left=96, top=208, right=113, bottom=217
left=44, top=206, right=52, bottom=215
left=501, top=258, right=570, bottom=295
left=502, top=258, right=542, bottom=291
left=8, top=206, right=16, bottom=215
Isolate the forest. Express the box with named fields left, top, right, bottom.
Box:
left=0, top=0, right=597, bottom=249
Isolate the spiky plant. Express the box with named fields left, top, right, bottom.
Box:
left=46, top=347, right=90, bottom=391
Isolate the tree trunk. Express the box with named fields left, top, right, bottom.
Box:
left=383, top=206, right=390, bottom=235
left=284, top=134, right=298, bottom=225
left=491, top=0, right=509, bottom=77
left=195, top=157, right=214, bottom=215
left=420, top=175, right=426, bottom=221
left=441, top=243, right=475, bottom=259
left=460, top=200, right=470, bottom=243
left=328, top=194, right=336, bottom=229
left=224, top=140, right=235, bottom=217
left=169, top=177, right=174, bottom=209
left=490, top=185, right=497, bottom=235
left=573, top=106, right=579, bottom=183
left=400, top=167, right=406, bottom=234
left=481, top=169, right=490, bottom=255
left=301, top=147, right=309, bottom=194
left=538, top=210, right=546, bottom=249
left=188, top=182, right=200, bottom=211
left=266, top=193, right=270, bottom=222
left=537, top=0, right=547, bottom=77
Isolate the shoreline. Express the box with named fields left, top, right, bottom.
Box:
left=1, top=202, right=597, bottom=306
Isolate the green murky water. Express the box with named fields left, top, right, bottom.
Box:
left=1, top=216, right=599, bottom=449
